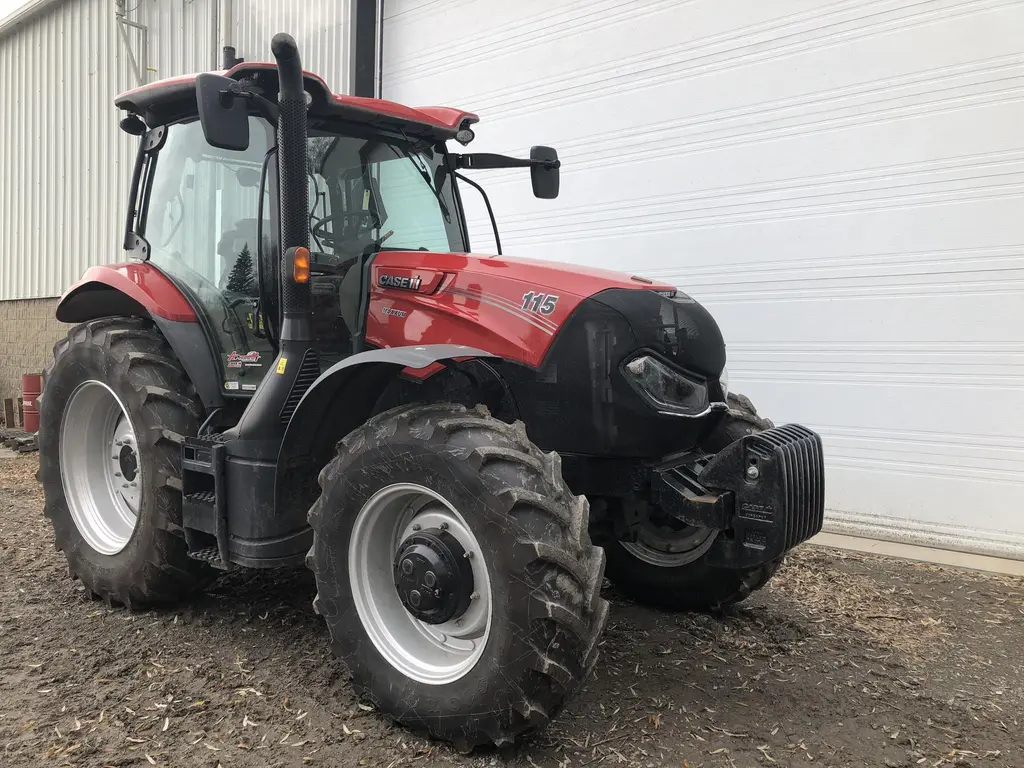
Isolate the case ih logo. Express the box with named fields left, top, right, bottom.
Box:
left=379, top=274, right=422, bottom=291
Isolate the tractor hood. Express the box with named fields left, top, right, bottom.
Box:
left=372, top=250, right=678, bottom=295
left=367, top=249, right=726, bottom=381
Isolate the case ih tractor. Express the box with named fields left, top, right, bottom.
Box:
left=38, top=34, right=825, bottom=750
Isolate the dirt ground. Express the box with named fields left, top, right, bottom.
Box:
left=1, top=454, right=1021, bottom=768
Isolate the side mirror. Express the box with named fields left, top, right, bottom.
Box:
left=196, top=73, right=250, bottom=151
left=530, top=146, right=560, bottom=199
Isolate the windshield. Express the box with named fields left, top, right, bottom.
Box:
left=304, top=126, right=465, bottom=260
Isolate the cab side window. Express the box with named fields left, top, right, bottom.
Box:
left=143, top=117, right=277, bottom=394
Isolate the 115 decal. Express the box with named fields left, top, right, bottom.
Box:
left=521, top=291, right=559, bottom=315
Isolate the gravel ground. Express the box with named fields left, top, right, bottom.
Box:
left=1, top=453, right=1021, bottom=768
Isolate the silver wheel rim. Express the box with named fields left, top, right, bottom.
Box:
left=621, top=522, right=717, bottom=567
left=348, top=483, right=492, bottom=685
left=59, top=381, right=142, bottom=556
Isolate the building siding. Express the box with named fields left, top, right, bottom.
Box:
left=0, top=0, right=352, bottom=304
left=0, top=0, right=133, bottom=302
left=228, top=0, right=353, bottom=94
left=382, top=0, right=1024, bottom=561
left=0, top=0, right=352, bottom=400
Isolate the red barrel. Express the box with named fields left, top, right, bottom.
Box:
left=22, top=373, right=41, bottom=433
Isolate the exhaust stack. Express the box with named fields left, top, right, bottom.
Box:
left=271, top=33, right=312, bottom=343
left=229, top=34, right=318, bottom=447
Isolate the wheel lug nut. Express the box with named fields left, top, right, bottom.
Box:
left=746, top=465, right=760, bottom=479
left=411, top=523, right=421, bottom=531
left=439, top=522, right=449, bottom=531
left=455, top=618, right=464, bottom=627
left=470, top=591, right=479, bottom=601
left=114, top=472, right=121, bottom=477
left=464, top=551, right=474, bottom=560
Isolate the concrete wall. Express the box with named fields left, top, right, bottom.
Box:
left=0, top=298, right=63, bottom=406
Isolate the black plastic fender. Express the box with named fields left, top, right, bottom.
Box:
left=274, top=344, right=500, bottom=520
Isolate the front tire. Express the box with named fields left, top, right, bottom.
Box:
left=307, top=402, right=609, bottom=750
left=38, top=317, right=213, bottom=608
left=602, top=392, right=782, bottom=611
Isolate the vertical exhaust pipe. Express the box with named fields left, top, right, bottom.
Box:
left=271, top=33, right=312, bottom=343
left=230, top=33, right=317, bottom=445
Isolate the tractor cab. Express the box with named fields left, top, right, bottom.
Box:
left=113, top=62, right=557, bottom=392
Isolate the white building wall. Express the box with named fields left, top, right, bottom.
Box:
left=0, top=0, right=129, bottom=301
left=383, top=0, right=1024, bottom=561
left=137, top=0, right=218, bottom=80
left=0, top=0, right=352, bottom=302
left=228, top=0, right=352, bottom=95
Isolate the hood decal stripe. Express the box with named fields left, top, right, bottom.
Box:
left=440, top=287, right=556, bottom=336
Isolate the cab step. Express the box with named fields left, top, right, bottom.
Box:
left=181, top=433, right=231, bottom=570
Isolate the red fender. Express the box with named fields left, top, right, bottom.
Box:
left=56, top=262, right=197, bottom=324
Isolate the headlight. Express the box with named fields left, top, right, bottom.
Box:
left=720, top=365, right=729, bottom=399
left=623, top=354, right=710, bottom=416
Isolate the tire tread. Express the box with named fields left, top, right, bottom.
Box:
left=39, top=317, right=213, bottom=609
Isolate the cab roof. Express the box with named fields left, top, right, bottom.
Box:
left=114, top=62, right=478, bottom=142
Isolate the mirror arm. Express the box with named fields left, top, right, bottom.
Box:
left=241, top=92, right=279, bottom=129
left=455, top=153, right=560, bottom=171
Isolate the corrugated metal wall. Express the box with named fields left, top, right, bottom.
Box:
left=0, top=0, right=352, bottom=302
left=228, top=0, right=352, bottom=94
left=138, top=0, right=218, bottom=79
left=0, top=0, right=131, bottom=301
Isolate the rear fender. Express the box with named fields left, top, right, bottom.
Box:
left=57, top=263, right=197, bottom=323
left=55, top=263, right=225, bottom=410
left=275, top=344, right=500, bottom=518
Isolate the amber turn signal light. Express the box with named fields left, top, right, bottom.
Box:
left=292, top=246, right=310, bottom=284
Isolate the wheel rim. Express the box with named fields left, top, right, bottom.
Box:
left=59, top=381, right=142, bottom=556
left=348, top=483, right=492, bottom=685
left=621, top=521, right=717, bottom=567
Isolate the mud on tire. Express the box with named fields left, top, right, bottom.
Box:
left=602, top=391, right=783, bottom=612
left=307, top=402, right=610, bottom=750
left=38, top=317, right=213, bottom=608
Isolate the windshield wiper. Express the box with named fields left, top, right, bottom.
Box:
left=387, top=142, right=451, bottom=222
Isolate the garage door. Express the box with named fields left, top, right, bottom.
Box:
left=382, top=0, right=1024, bottom=561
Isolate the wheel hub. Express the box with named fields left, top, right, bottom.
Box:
left=393, top=528, right=474, bottom=624
left=118, top=444, right=138, bottom=482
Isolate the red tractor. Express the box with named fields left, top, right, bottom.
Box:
left=38, top=34, right=824, bottom=750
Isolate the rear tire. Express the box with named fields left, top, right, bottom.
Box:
left=307, top=402, right=609, bottom=750
left=38, top=317, right=213, bottom=608
left=603, top=392, right=783, bottom=611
